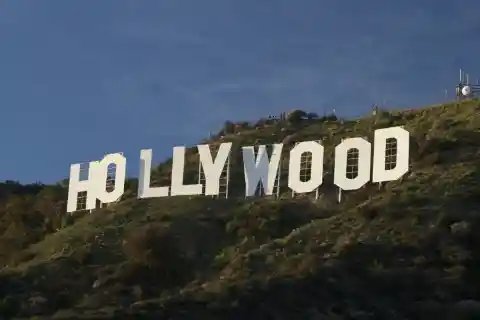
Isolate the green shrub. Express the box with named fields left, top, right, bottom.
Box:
left=122, top=224, right=182, bottom=268
left=286, top=109, right=307, bottom=125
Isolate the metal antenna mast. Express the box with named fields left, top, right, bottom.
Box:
left=456, top=68, right=480, bottom=100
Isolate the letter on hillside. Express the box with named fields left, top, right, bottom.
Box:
left=242, top=144, right=283, bottom=197
left=95, top=153, right=126, bottom=203
left=66, top=153, right=126, bottom=213
left=170, top=146, right=202, bottom=196
left=334, top=138, right=371, bottom=190
left=138, top=149, right=170, bottom=198
left=288, top=141, right=324, bottom=193
left=198, top=143, right=232, bottom=196
left=67, top=160, right=100, bottom=213
left=372, top=126, right=410, bottom=183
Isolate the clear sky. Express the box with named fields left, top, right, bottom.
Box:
left=1, top=0, right=479, bottom=184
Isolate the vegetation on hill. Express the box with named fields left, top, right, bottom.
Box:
left=0, top=100, right=480, bottom=319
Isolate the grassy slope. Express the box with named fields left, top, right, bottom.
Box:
left=1, top=100, right=480, bottom=319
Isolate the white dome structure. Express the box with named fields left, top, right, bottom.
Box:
left=461, top=85, right=471, bottom=96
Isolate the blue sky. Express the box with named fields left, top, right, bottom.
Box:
left=1, top=0, right=479, bottom=184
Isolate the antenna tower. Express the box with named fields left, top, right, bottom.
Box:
left=456, top=68, right=480, bottom=100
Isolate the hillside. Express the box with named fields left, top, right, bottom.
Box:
left=0, top=100, right=480, bottom=319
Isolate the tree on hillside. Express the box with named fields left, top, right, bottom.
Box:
left=223, top=121, right=236, bottom=134
left=286, top=109, right=307, bottom=125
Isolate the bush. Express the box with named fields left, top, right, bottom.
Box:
left=306, top=112, right=319, bottom=120
left=122, top=224, right=182, bottom=268
left=320, top=113, right=337, bottom=121
left=286, top=109, right=307, bottom=125
left=122, top=225, right=192, bottom=291
left=223, top=121, right=236, bottom=134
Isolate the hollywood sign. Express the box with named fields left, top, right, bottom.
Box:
left=66, top=126, right=409, bottom=213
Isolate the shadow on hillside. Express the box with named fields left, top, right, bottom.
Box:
left=128, top=238, right=480, bottom=320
